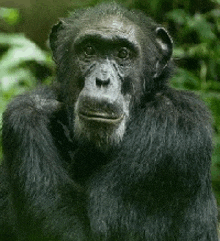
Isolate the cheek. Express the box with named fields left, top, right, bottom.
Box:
left=119, top=60, right=144, bottom=95
left=77, top=59, right=92, bottom=74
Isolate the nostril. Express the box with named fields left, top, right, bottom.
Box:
left=96, top=78, right=102, bottom=87
left=96, top=78, right=110, bottom=87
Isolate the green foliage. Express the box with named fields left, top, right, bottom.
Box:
left=0, top=33, right=54, bottom=122
left=0, top=7, right=20, bottom=25
left=167, top=9, right=220, bottom=83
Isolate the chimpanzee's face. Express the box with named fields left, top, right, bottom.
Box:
left=72, top=15, right=143, bottom=148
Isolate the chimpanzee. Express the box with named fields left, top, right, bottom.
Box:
left=0, top=2, right=219, bottom=241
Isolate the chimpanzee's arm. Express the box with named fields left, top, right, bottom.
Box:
left=2, top=87, right=88, bottom=241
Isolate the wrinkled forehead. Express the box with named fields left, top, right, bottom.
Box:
left=75, top=15, right=142, bottom=46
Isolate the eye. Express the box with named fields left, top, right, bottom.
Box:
left=118, top=47, right=130, bottom=59
left=84, top=45, right=95, bottom=56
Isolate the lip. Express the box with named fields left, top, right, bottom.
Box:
left=79, top=111, right=124, bottom=124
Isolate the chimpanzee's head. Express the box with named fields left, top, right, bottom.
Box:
left=50, top=3, right=173, bottom=148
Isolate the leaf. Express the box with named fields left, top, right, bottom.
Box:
left=0, top=7, right=20, bottom=25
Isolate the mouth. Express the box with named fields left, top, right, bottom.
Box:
left=79, top=111, right=124, bottom=124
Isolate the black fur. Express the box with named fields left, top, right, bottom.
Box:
left=0, top=3, right=218, bottom=241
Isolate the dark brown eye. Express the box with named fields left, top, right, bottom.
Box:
left=84, top=45, right=95, bottom=56
left=118, top=47, right=130, bottom=59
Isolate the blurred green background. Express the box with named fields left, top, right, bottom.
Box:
left=0, top=0, right=220, bottom=224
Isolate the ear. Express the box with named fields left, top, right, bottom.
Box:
left=49, top=20, right=65, bottom=55
left=154, top=27, right=173, bottom=78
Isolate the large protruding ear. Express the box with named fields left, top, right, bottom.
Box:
left=49, top=20, right=65, bottom=55
left=154, top=27, right=173, bottom=78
